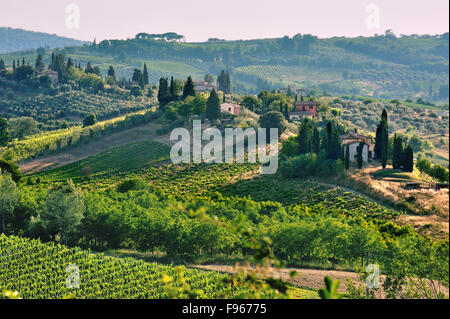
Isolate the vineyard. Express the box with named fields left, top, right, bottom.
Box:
left=0, top=91, right=155, bottom=130
left=37, top=140, right=170, bottom=181
left=12, top=109, right=157, bottom=161
left=234, top=65, right=343, bottom=84
left=108, top=162, right=403, bottom=221
left=0, top=234, right=265, bottom=299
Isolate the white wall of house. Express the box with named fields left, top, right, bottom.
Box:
left=344, top=142, right=369, bottom=162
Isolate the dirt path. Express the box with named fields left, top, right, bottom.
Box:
left=19, top=122, right=173, bottom=175
left=192, top=265, right=384, bottom=297
left=193, top=264, right=449, bottom=299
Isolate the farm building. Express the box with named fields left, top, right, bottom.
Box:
left=288, top=101, right=317, bottom=121
left=38, top=69, right=59, bottom=83
left=194, top=80, right=217, bottom=92
left=221, top=103, right=242, bottom=115
left=343, top=141, right=370, bottom=163
left=341, top=131, right=374, bottom=163
left=340, top=131, right=371, bottom=145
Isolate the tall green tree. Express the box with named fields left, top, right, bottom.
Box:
left=143, top=63, right=149, bottom=85
left=169, top=76, right=177, bottom=101
left=204, top=74, right=214, bottom=84
left=312, top=127, right=320, bottom=154
left=206, top=89, right=221, bottom=121
left=0, top=174, right=19, bottom=234
left=0, top=59, right=5, bottom=71
left=404, top=146, right=414, bottom=172
left=217, top=70, right=231, bottom=94
left=297, top=118, right=313, bottom=154
left=325, top=122, right=341, bottom=160
left=356, top=142, right=365, bottom=169
left=157, top=78, right=171, bottom=107
left=41, top=180, right=84, bottom=243
left=35, top=54, right=45, bottom=72
left=284, top=104, right=289, bottom=120
left=259, top=111, right=286, bottom=141
left=66, top=58, right=74, bottom=69
left=375, top=109, right=389, bottom=168
left=0, top=115, right=10, bottom=146
left=344, top=144, right=350, bottom=169
left=107, top=66, right=116, bottom=81
left=182, top=76, right=196, bottom=99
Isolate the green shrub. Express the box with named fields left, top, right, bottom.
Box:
left=116, top=177, right=148, bottom=193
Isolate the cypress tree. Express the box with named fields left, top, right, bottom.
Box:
left=107, top=66, right=116, bottom=81
left=392, top=134, right=399, bottom=169
left=13, top=60, right=16, bottom=71
left=143, top=63, right=149, bottom=85
left=66, top=58, right=74, bottom=69
left=356, top=142, right=365, bottom=169
left=157, top=78, right=171, bottom=107
left=297, top=119, right=313, bottom=154
left=206, top=89, right=220, bottom=121
left=280, top=100, right=283, bottom=113
left=138, top=73, right=145, bottom=89
left=404, top=146, right=414, bottom=172
left=225, top=70, right=231, bottom=94
left=325, top=122, right=341, bottom=160
left=182, top=76, right=196, bottom=99
left=312, top=127, right=320, bottom=154
left=35, top=54, right=45, bottom=72
left=50, top=52, right=55, bottom=70
left=284, top=104, right=289, bottom=120
left=375, top=109, right=389, bottom=168
left=169, top=76, right=176, bottom=101
left=0, top=59, right=5, bottom=71
left=344, top=144, right=350, bottom=169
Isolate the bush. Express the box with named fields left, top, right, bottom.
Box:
left=116, top=177, right=148, bottom=193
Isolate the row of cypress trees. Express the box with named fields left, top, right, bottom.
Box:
left=297, top=119, right=341, bottom=160
left=374, top=109, right=414, bottom=171
left=392, top=134, right=414, bottom=172
left=157, top=76, right=197, bottom=106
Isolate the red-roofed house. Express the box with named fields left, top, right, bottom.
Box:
left=288, top=101, right=317, bottom=121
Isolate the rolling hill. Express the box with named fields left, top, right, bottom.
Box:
left=0, top=27, right=85, bottom=54
left=1, top=31, right=448, bottom=100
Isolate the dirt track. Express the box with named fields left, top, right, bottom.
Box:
left=192, top=264, right=384, bottom=297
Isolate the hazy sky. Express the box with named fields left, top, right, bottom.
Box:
left=1, top=0, right=449, bottom=42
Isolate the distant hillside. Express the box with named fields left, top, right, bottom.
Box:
left=0, top=27, right=85, bottom=53
left=1, top=30, right=448, bottom=100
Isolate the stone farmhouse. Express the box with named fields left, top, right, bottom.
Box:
left=341, top=131, right=374, bottom=163
left=38, top=69, right=59, bottom=83
left=220, top=103, right=242, bottom=115
left=194, top=80, right=217, bottom=92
